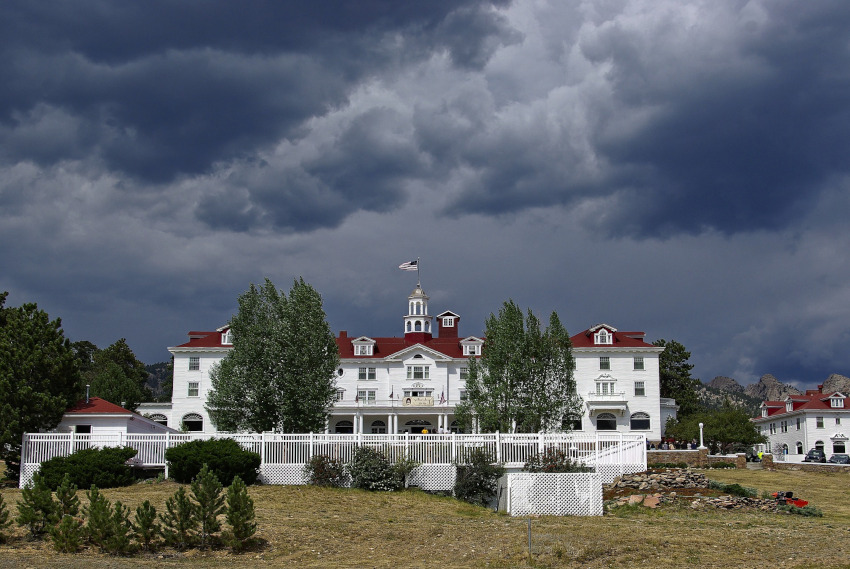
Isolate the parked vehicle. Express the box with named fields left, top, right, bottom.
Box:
left=828, top=453, right=850, bottom=464
left=803, top=448, right=827, bottom=463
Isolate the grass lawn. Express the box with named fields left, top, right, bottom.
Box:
left=1, top=468, right=849, bottom=568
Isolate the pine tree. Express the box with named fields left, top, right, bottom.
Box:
left=159, top=486, right=198, bottom=550
left=15, top=473, right=58, bottom=538
left=132, top=500, right=160, bottom=551
left=86, top=339, right=151, bottom=412
left=54, top=473, right=80, bottom=518
left=49, top=514, right=83, bottom=553
left=0, top=492, right=13, bottom=543
left=83, top=485, right=112, bottom=548
left=224, top=475, right=256, bottom=553
left=103, top=500, right=134, bottom=555
left=191, top=464, right=225, bottom=549
left=653, top=339, right=701, bottom=418
left=207, top=278, right=339, bottom=432
left=0, top=293, right=82, bottom=480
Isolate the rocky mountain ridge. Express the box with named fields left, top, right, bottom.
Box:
left=701, top=373, right=850, bottom=414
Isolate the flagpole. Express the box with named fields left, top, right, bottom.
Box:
left=417, top=257, right=421, bottom=287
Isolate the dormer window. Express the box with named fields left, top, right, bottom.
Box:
left=831, top=397, right=845, bottom=408
left=761, top=408, right=768, bottom=418
left=354, top=344, right=373, bottom=356
left=464, top=345, right=479, bottom=356
left=222, top=330, right=233, bottom=345
left=786, top=401, right=793, bottom=412
left=443, top=317, right=455, bottom=327
left=595, top=329, right=612, bottom=345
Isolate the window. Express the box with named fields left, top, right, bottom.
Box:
left=182, top=413, right=203, bottom=432
left=357, top=390, right=376, bottom=404
left=75, top=425, right=91, bottom=434
left=222, top=330, right=233, bottom=345
left=562, top=415, right=582, bottom=431
left=403, top=389, right=432, bottom=398
left=630, top=412, right=650, bottom=430
left=354, top=344, right=373, bottom=356
left=596, top=381, right=615, bottom=395
left=459, top=389, right=468, bottom=401
left=149, top=414, right=168, bottom=426
left=334, top=389, right=345, bottom=402
left=335, top=420, right=353, bottom=434
left=796, top=417, right=801, bottom=430
left=834, top=441, right=846, bottom=453
left=406, top=365, right=430, bottom=380
left=816, top=416, right=824, bottom=428
left=460, top=367, right=468, bottom=380
left=189, top=357, right=200, bottom=371
left=595, top=330, right=612, bottom=344
left=831, top=398, right=844, bottom=408
left=796, top=442, right=803, bottom=454
left=371, top=420, right=387, bottom=434
left=596, top=413, right=617, bottom=431
left=815, top=440, right=825, bottom=452
left=358, top=367, right=376, bottom=380
left=634, top=381, right=645, bottom=397
left=188, top=382, right=199, bottom=397
left=464, top=344, right=479, bottom=356
left=837, top=417, right=842, bottom=426
left=599, top=357, right=610, bottom=370
left=780, top=420, right=787, bottom=433
left=633, top=357, right=644, bottom=371
left=443, top=317, right=455, bottom=327
left=769, top=423, right=776, bottom=435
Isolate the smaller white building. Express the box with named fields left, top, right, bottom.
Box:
left=752, top=386, right=849, bottom=459
left=58, top=397, right=177, bottom=435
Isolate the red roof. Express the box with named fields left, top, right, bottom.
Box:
left=65, top=397, right=133, bottom=415
left=757, top=391, right=848, bottom=419
left=570, top=326, right=655, bottom=348
left=175, top=330, right=229, bottom=348
left=336, top=335, right=472, bottom=359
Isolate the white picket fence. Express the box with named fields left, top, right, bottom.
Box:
left=20, top=432, right=646, bottom=494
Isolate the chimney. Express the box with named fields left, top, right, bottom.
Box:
left=86, top=384, right=90, bottom=404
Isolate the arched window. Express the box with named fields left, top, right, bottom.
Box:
left=415, top=321, right=422, bottom=331
left=815, top=440, right=825, bottom=452
left=782, top=443, right=789, bottom=455
left=796, top=442, right=803, bottom=454
left=371, top=420, right=386, bottom=434
left=425, top=321, right=430, bottom=332
left=148, top=414, right=168, bottom=427
left=596, top=413, right=617, bottom=431
left=629, top=412, right=650, bottom=430
left=407, top=322, right=412, bottom=332
left=335, top=420, right=354, bottom=434
left=834, top=440, right=846, bottom=454
left=181, top=413, right=203, bottom=432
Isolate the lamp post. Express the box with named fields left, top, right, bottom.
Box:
left=698, top=422, right=706, bottom=450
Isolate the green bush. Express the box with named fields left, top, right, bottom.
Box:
left=708, top=480, right=756, bottom=498
left=706, top=462, right=736, bottom=469
left=0, top=493, right=12, bottom=543
left=346, top=446, right=402, bottom=491
left=522, top=447, right=593, bottom=473
left=165, top=439, right=260, bottom=486
left=305, top=455, right=348, bottom=487
left=453, top=448, right=505, bottom=508
left=38, top=447, right=138, bottom=490
left=132, top=500, right=160, bottom=551
left=16, top=473, right=58, bottom=538
left=159, top=486, right=198, bottom=550
left=49, top=514, right=84, bottom=553
left=191, top=465, right=225, bottom=549
left=647, top=462, right=689, bottom=469
left=778, top=504, right=823, bottom=517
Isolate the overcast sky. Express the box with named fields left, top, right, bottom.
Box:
left=2, top=1, right=850, bottom=390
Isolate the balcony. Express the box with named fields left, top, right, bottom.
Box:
left=584, top=391, right=628, bottom=416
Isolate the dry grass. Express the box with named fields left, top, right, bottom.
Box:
left=1, top=468, right=849, bottom=568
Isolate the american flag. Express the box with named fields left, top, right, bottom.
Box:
left=398, top=260, right=418, bottom=271
left=439, top=391, right=446, bottom=404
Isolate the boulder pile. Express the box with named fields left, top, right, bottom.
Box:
left=610, top=469, right=710, bottom=491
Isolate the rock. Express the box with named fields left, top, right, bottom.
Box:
left=745, top=374, right=802, bottom=401
left=708, top=376, right=744, bottom=393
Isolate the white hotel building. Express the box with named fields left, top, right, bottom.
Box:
left=140, top=284, right=674, bottom=439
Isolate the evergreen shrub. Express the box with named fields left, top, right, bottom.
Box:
left=224, top=475, right=257, bottom=553
left=0, top=493, right=13, bottom=543
left=453, top=448, right=505, bottom=508
left=38, top=447, right=138, bottom=489
left=165, top=439, right=260, bottom=486
left=15, top=473, right=58, bottom=538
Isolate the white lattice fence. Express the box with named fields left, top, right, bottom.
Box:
left=260, top=464, right=308, bottom=485
left=407, top=464, right=456, bottom=491
left=505, top=473, right=602, bottom=516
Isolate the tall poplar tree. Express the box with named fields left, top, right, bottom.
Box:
left=456, top=300, right=580, bottom=433
left=0, top=293, right=82, bottom=480
left=206, top=278, right=339, bottom=433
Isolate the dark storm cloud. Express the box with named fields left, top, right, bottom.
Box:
left=442, top=2, right=850, bottom=238
left=0, top=0, right=516, bottom=183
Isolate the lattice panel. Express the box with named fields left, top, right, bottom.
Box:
left=507, top=473, right=603, bottom=517
left=260, top=464, right=309, bottom=486
left=407, top=464, right=456, bottom=491
left=19, top=464, right=40, bottom=489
